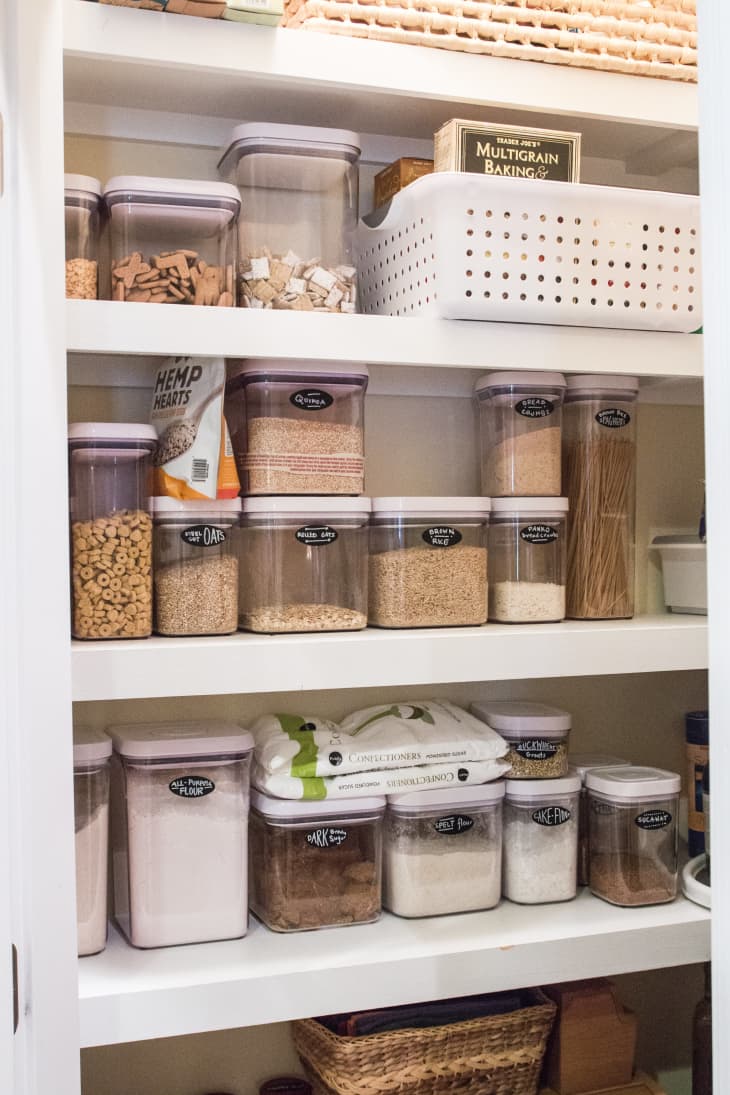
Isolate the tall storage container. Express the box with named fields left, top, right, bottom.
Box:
left=74, top=728, right=112, bottom=957
left=64, top=174, right=101, bottom=300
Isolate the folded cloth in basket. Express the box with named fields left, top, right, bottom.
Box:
left=319, top=991, right=530, bottom=1036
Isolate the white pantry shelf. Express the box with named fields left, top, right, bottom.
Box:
left=78, top=892, right=710, bottom=1047
left=71, top=615, right=707, bottom=702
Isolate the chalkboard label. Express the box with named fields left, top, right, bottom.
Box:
left=516, top=397, right=555, bottom=418
left=169, top=775, right=215, bottom=798
left=433, top=814, right=475, bottom=835
left=422, top=526, right=463, bottom=548
left=595, top=408, right=631, bottom=429
left=515, top=739, right=559, bottom=762
left=181, top=524, right=227, bottom=547
left=306, top=827, right=348, bottom=849
left=290, top=389, right=334, bottom=411
left=532, top=806, right=571, bottom=827
left=295, top=525, right=338, bottom=546
left=520, top=524, right=559, bottom=545
left=635, top=809, right=673, bottom=831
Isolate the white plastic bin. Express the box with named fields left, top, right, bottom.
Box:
left=652, top=535, right=707, bottom=615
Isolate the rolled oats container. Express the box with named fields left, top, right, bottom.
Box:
left=570, top=753, right=632, bottom=886
left=65, top=174, right=101, bottom=300
left=502, top=774, right=580, bottom=905
left=471, top=701, right=571, bottom=779
left=74, top=728, right=112, bottom=957
left=488, top=497, right=568, bottom=623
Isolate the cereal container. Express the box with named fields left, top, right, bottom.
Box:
left=218, top=123, right=360, bottom=313
left=586, top=766, right=680, bottom=907
left=69, top=423, right=156, bottom=640
left=488, top=497, right=568, bottom=623
left=471, top=701, right=571, bottom=779
left=249, top=791, right=385, bottom=932
left=109, top=721, right=253, bottom=948
left=368, top=498, right=490, bottom=628
left=239, top=497, right=370, bottom=633
left=225, top=360, right=368, bottom=495
left=502, top=775, right=580, bottom=904
left=74, top=727, right=112, bottom=957
left=383, top=783, right=504, bottom=918
left=65, top=174, right=101, bottom=300
left=570, top=753, right=631, bottom=886
left=152, top=498, right=241, bottom=636
left=103, top=177, right=240, bottom=305
left=475, top=371, right=566, bottom=497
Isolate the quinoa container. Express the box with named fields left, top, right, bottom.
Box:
left=502, top=774, right=580, bottom=905
left=225, top=360, right=368, bottom=495
left=488, top=497, right=568, bottom=623
left=218, top=123, right=360, bottom=313
left=74, top=728, right=112, bottom=957
left=69, top=423, right=156, bottom=640
left=109, top=721, right=253, bottom=949
left=104, top=177, right=240, bottom=305
left=586, top=766, right=680, bottom=907
left=570, top=753, right=632, bottom=886
left=475, top=371, right=566, bottom=497
left=368, top=497, right=490, bottom=628
left=471, top=701, right=571, bottom=779
left=383, top=783, right=504, bottom=918
left=65, top=174, right=101, bottom=300
left=239, top=497, right=370, bottom=633
left=249, top=791, right=385, bottom=932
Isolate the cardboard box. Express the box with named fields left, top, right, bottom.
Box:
left=543, top=979, right=637, bottom=1094
left=373, top=158, right=434, bottom=209
left=434, top=118, right=580, bottom=182
left=540, top=1073, right=667, bottom=1095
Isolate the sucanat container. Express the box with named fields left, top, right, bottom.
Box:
left=65, top=174, right=101, bottom=300
left=488, top=497, right=568, bottom=623
left=74, top=728, right=112, bottom=957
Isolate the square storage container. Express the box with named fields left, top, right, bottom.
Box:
left=74, top=728, right=112, bottom=957
left=488, top=497, right=568, bottom=622
left=65, top=174, right=101, bottom=300
left=472, top=701, right=570, bottom=779
left=502, top=775, right=580, bottom=904
left=104, top=177, right=240, bottom=305
left=109, top=721, right=253, bottom=948
left=570, top=753, right=632, bottom=887
left=586, top=766, right=680, bottom=907
left=368, top=497, right=490, bottom=628
left=651, top=535, right=707, bottom=615
left=383, top=783, right=504, bottom=918
left=249, top=791, right=385, bottom=931
left=225, top=360, right=368, bottom=495
left=239, top=497, right=370, bottom=633
left=218, top=123, right=360, bottom=312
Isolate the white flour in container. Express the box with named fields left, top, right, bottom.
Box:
left=76, top=801, right=109, bottom=956
left=490, top=581, right=565, bottom=623
left=502, top=801, right=577, bottom=904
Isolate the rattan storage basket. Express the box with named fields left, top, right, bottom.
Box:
left=292, top=990, right=557, bottom=1095
left=282, top=0, right=696, bottom=83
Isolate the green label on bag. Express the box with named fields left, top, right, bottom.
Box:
left=276, top=713, right=320, bottom=778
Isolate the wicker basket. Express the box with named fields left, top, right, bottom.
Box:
left=282, top=0, right=697, bottom=82
left=292, top=990, right=558, bottom=1095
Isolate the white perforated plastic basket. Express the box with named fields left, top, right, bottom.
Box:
left=358, top=174, right=701, bottom=332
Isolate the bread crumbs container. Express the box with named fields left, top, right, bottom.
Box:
left=218, top=123, right=360, bottom=312
left=368, top=498, right=490, bottom=628
left=152, top=497, right=241, bottom=636
left=503, top=775, right=580, bottom=904
left=65, top=174, right=101, bottom=300
left=225, top=360, right=368, bottom=495
left=570, top=753, right=631, bottom=886
left=383, top=783, right=504, bottom=918
left=104, top=177, right=240, bottom=305
left=74, top=728, right=112, bottom=957
left=475, top=371, right=566, bottom=497
left=109, top=721, right=253, bottom=948
left=471, top=701, right=571, bottom=779
left=239, top=497, right=370, bottom=632
left=488, top=498, right=568, bottom=623
left=586, top=766, right=680, bottom=907
left=69, top=423, right=156, bottom=640
left=249, top=791, right=385, bottom=931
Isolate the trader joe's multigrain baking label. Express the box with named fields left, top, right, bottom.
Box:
left=434, top=119, right=581, bottom=182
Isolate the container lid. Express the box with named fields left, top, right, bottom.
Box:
left=151, top=497, right=242, bottom=516
left=371, top=497, right=491, bottom=518
left=490, top=497, right=569, bottom=515
left=471, top=701, right=571, bottom=734
left=568, top=753, right=631, bottom=782
left=251, top=789, right=385, bottom=818
left=231, top=359, right=369, bottom=380
left=243, top=497, right=371, bottom=516
left=565, top=374, right=639, bottom=393
left=685, top=710, right=709, bottom=746
left=73, top=726, right=112, bottom=765
left=219, top=122, right=361, bottom=165
left=475, top=371, right=566, bottom=393
left=103, top=176, right=241, bottom=208
left=585, top=765, right=681, bottom=798
left=68, top=422, right=158, bottom=444
left=109, top=721, right=253, bottom=760
left=387, top=782, right=505, bottom=809
left=505, top=773, right=581, bottom=797
left=65, top=173, right=102, bottom=198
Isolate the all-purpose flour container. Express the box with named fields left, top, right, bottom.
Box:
left=570, top=753, right=631, bottom=886
left=109, top=721, right=253, bottom=948
left=488, top=498, right=568, bottom=623
left=383, top=783, right=504, bottom=917
left=74, top=728, right=112, bottom=957
left=472, top=701, right=571, bottom=779
left=65, top=174, right=101, bottom=300
left=503, top=775, right=580, bottom=904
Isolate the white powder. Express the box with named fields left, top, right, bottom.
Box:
left=502, top=800, right=577, bottom=904
left=490, top=581, right=565, bottom=623
left=76, top=802, right=109, bottom=957
left=385, top=847, right=501, bottom=916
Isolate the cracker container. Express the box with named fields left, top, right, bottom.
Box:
left=218, top=123, right=360, bottom=312
left=74, top=728, right=112, bottom=957
left=65, top=174, right=101, bottom=300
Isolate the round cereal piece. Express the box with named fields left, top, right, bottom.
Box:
left=97, top=573, right=111, bottom=587
left=113, top=563, right=126, bottom=576
left=97, top=624, right=113, bottom=637
left=109, top=578, right=122, bottom=591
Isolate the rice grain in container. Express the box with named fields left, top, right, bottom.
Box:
left=488, top=498, right=568, bottom=623
left=74, top=728, right=112, bottom=956
left=570, top=753, right=631, bottom=886
left=503, top=774, right=580, bottom=905
left=472, top=701, right=570, bottom=779
left=65, top=174, right=101, bottom=300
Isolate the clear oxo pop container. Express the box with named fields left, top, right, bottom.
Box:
left=502, top=774, right=580, bottom=905
left=65, top=174, right=101, bottom=300
left=225, top=360, right=368, bottom=495
left=74, top=728, right=112, bottom=957
left=488, top=497, right=568, bottom=623
left=471, top=701, right=571, bottom=779
left=570, top=753, right=631, bottom=886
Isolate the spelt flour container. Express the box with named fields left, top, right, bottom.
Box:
left=383, top=783, right=504, bottom=918
left=502, top=774, right=580, bottom=904
left=368, top=498, right=490, bottom=628
left=152, top=498, right=240, bottom=636
left=104, top=177, right=239, bottom=305
left=563, top=375, right=639, bottom=619
left=475, top=371, right=566, bottom=497
left=225, top=360, right=368, bottom=495
left=586, top=766, right=680, bottom=907
left=488, top=497, right=568, bottom=622
left=74, top=728, right=112, bottom=957
left=249, top=791, right=385, bottom=931
left=239, top=497, right=369, bottom=632
left=69, top=423, right=156, bottom=640
left=65, top=174, right=101, bottom=300
left=218, top=123, right=360, bottom=312
left=109, top=721, right=253, bottom=948
left=471, top=701, right=570, bottom=779
left=570, top=753, right=631, bottom=886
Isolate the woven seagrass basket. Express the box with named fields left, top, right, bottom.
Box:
left=282, top=0, right=697, bottom=82
left=292, top=990, right=558, bottom=1095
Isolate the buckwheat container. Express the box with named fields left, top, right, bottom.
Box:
left=74, top=728, right=112, bottom=957
left=472, top=701, right=571, bottom=780
left=488, top=497, right=568, bottom=623
left=502, top=775, right=580, bottom=905
left=65, top=174, right=101, bottom=300
left=570, top=753, right=632, bottom=886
